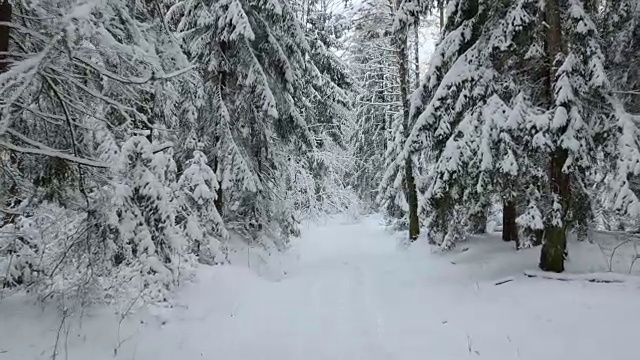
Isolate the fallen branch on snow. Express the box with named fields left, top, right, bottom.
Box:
left=494, top=277, right=514, bottom=286
left=523, top=270, right=640, bottom=284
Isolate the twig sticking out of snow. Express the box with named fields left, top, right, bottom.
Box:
left=51, top=307, right=69, bottom=360
left=592, top=231, right=640, bottom=273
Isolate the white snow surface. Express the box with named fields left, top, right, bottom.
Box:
left=2, top=214, right=640, bottom=359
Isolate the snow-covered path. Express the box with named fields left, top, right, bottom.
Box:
left=131, top=215, right=640, bottom=360
left=136, top=216, right=406, bottom=360
left=3, top=215, right=640, bottom=359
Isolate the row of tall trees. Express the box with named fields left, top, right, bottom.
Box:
left=349, top=0, right=640, bottom=272
left=348, top=0, right=432, bottom=241
left=0, top=0, right=354, bottom=303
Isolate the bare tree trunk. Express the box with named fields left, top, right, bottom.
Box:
left=212, top=155, right=224, bottom=216
left=394, top=2, right=420, bottom=242
left=438, top=0, right=445, bottom=31
left=1, top=0, right=13, bottom=226
left=405, top=158, right=420, bottom=241
left=0, top=1, right=10, bottom=73
left=413, top=21, right=420, bottom=90
left=211, top=69, right=228, bottom=218
left=539, top=0, right=568, bottom=272
left=502, top=199, right=519, bottom=247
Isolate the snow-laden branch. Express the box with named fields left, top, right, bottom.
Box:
left=73, top=56, right=195, bottom=84
left=0, top=139, right=110, bottom=168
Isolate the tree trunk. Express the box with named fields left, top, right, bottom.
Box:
left=215, top=184, right=224, bottom=216
left=405, top=158, right=420, bottom=240
left=1, top=1, right=13, bottom=226
left=541, top=149, right=570, bottom=271
left=413, top=21, right=420, bottom=90
left=438, top=0, right=445, bottom=31
left=502, top=199, right=519, bottom=247
left=213, top=155, right=224, bottom=217
left=539, top=0, right=568, bottom=272
left=0, top=1, right=11, bottom=73
left=395, top=13, right=420, bottom=242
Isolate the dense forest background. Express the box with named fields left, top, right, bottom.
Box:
left=0, top=0, right=639, bottom=307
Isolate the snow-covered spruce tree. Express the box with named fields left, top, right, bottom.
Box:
left=465, top=0, right=640, bottom=270
left=600, top=0, right=639, bottom=114
left=402, top=0, right=494, bottom=248
left=347, top=0, right=401, bottom=212
left=528, top=0, right=640, bottom=272
left=0, top=0, right=198, bottom=301
left=390, top=0, right=424, bottom=241
left=509, top=95, right=546, bottom=247
left=178, top=149, right=227, bottom=264
left=599, top=0, right=640, bottom=228
left=265, top=0, right=356, bottom=220
left=373, top=0, right=432, bottom=240
left=477, top=95, right=522, bottom=245
left=170, top=0, right=351, bottom=247
left=108, top=136, right=190, bottom=300
left=298, top=0, right=359, bottom=218
left=401, top=0, right=543, bottom=249
left=404, top=0, right=640, bottom=261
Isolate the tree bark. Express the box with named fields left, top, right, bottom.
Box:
left=1, top=1, right=13, bottom=226
left=405, top=159, right=420, bottom=241
left=502, top=199, right=519, bottom=247
left=0, top=1, right=11, bottom=73
left=541, top=149, right=570, bottom=271
left=438, top=0, right=445, bottom=31
left=539, top=0, right=568, bottom=272
left=395, top=2, right=420, bottom=242
left=213, top=155, right=224, bottom=217
left=413, top=21, right=420, bottom=91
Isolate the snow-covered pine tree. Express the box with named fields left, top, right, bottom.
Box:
left=297, top=0, right=359, bottom=218
left=171, top=0, right=351, bottom=247
left=599, top=0, right=640, bottom=228
left=601, top=0, right=639, bottom=114
left=178, top=149, right=227, bottom=264
left=0, top=0, right=198, bottom=301
left=403, top=0, right=494, bottom=248
left=530, top=0, right=640, bottom=272
left=404, top=0, right=640, bottom=263
left=347, top=0, right=401, bottom=211
left=391, top=0, right=425, bottom=241
left=109, top=136, right=188, bottom=299
left=401, top=0, right=541, bottom=250
left=371, top=0, right=432, bottom=239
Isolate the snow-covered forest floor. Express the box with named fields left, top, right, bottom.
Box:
left=3, top=214, right=640, bottom=360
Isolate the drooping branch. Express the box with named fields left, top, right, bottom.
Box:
left=0, top=139, right=110, bottom=168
